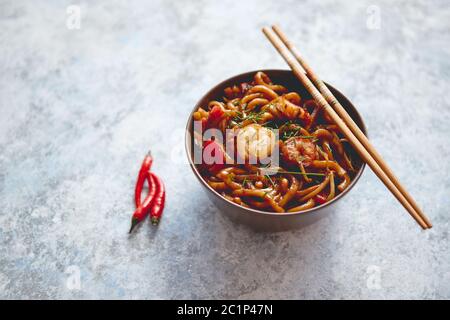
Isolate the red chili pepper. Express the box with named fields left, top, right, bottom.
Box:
left=129, top=173, right=156, bottom=233
left=134, top=151, right=153, bottom=208
left=149, top=172, right=166, bottom=225
left=314, top=194, right=327, bottom=205
left=203, top=140, right=226, bottom=173
left=205, top=105, right=225, bottom=129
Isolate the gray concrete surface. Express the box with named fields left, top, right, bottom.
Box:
left=0, top=0, right=449, bottom=299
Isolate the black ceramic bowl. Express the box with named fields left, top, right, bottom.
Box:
left=185, top=70, right=366, bottom=231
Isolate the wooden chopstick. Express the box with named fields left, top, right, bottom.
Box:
left=262, top=26, right=431, bottom=229
left=271, top=25, right=432, bottom=229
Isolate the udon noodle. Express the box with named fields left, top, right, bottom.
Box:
left=193, top=72, right=360, bottom=213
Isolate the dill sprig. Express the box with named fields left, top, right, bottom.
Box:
left=265, top=174, right=276, bottom=187
left=260, top=168, right=325, bottom=177
left=282, top=130, right=315, bottom=141
left=233, top=110, right=265, bottom=127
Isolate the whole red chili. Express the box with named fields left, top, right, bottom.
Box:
left=135, top=151, right=153, bottom=207
left=149, top=172, right=166, bottom=225
left=129, top=173, right=156, bottom=233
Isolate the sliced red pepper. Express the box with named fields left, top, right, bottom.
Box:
left=207, top=105, right=225, bottom=125
left=314, top=194, right=327, bottom=205
left=203, top=140, right=226, bottom=173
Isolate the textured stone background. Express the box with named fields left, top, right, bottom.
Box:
left=0, top=0, right=449, bottom=299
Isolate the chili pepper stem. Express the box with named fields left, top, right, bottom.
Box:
left=151, top=216, right=159, bottom=225
left=129, top=217, right=140, bottom=233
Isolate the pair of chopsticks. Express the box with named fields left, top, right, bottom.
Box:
left=262, top=25, right=432, bottom=229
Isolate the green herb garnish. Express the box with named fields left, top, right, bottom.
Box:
left=261, top=168, right=325, bottom=177
left=265, top=174, right=276, bottom=187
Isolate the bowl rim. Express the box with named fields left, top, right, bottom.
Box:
left=185, top=69, right=366, bottom=217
